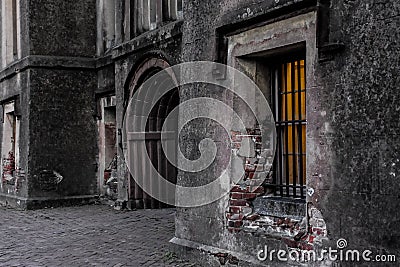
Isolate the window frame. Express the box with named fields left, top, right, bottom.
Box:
left=129, top=0, right=183, bottom=38
left=270, top=55, right=307, bottom=199
left=225, top=12, right=318, bottom=212
left=1, top=0, right=19, bottom=66
left=1, top=101, right=19, bottom=183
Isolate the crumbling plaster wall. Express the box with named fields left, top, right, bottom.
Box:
left=318, top=0, right=400, bottom=256
left=28, top=0, right=96, bottom=57
left=175, top=0, right=400, bottom=265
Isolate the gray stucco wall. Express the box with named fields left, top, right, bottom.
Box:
left=28, top=69, right=98, bottom=200
left=28, top=0, right=96, bottom=57
left=319, top=0, right=400, bottom=254
left=174, top=0, right=400, bottom=265
left=0, top=1, right=397, bottom=264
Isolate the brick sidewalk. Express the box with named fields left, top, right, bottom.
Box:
left=0, top=204, right=197, bottom=267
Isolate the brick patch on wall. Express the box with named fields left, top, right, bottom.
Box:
left=227, top=127, right=328, bottom=251
left=2, top=151, right=15, bottom=184
left=227, top=126, right=272, bottom=233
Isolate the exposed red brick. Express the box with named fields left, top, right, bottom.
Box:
left=245, top=164, right=256, bottom=172
left=104, top=170, right=111, bottom=184
left=242, top=193, right=258, bottom=199
left=301, top=233, right=309, bottom=241
left=248, top=171, right=255, bottom=179
left=230, top=186, right=248, bottom=193
left=230, top=192, right=244, bottom=199
left=311, top=227, right=325, bottom=236
left=226, top=213, right=244, bottom=220
left=245, top=214, right=260, bottom=221
left=2, top=151, right=16, bottom=183
left=229, top=199, right=248, bottom=206
left=229, top=206, right=242, bottom=214
left=228, top=220, right=242, bottom=228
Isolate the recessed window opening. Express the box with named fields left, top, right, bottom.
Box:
left=271, top=56, right=306, bottom=199
left=2, top=102, right=19, bottom=184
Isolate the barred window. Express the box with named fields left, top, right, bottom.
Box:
left=272, top=57, right=306, bottom=198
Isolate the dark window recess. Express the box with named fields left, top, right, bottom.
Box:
left=130, top=0, right=182, bottom=38
left=12, top=0, right=17, bottom=56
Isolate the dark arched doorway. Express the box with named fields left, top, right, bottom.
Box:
left=126, top=58, right=179, bottom=209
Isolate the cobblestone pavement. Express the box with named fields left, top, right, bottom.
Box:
left=0, top=204, right=197, bottom=267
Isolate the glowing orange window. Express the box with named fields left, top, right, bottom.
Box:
left=273, top=58, right=306, bottom=198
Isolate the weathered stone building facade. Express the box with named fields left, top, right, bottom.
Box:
left=0, top=0, right=398, bottom=265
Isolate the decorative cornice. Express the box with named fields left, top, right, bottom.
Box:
left=0, top=55, right=97, bottom=82
left=111, top=20, right=183, bottom=60
left=0, top=20, right=184, bottom=83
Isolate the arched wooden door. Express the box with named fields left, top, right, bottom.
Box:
left=126, top=60, right=179, bottom=209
